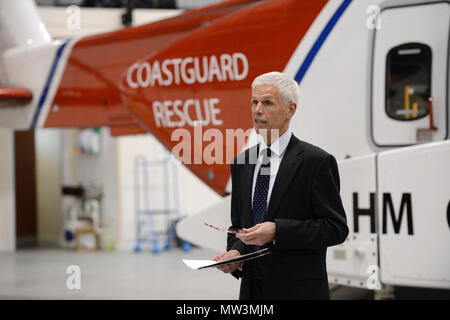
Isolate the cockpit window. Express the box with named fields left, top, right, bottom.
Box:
left=386, top=43, right=431, bottom=121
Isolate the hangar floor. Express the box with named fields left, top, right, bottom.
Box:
left=0, top=247, right=374, bottom=300
left=0, top=247, right=240, bottom=299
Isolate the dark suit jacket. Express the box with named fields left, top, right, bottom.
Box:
left=227, top=134, right=349, bottom=300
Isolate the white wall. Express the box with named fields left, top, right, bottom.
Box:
left=38, top=6, right=182, bottom=39
left=60, top=128, right=77, bottom=248
left=176, top=0, right=222, bottom=9
left=72, top=128, right=118, bottom=250
left=35, top=129, right=62, bottom=247
left=0, top=128, right=15, bottom=252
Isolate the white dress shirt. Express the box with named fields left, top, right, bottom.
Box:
left=251, top=128, right=292, bottom=209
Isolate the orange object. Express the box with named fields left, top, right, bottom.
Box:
left=42, top=0, right=328, bottom=195
left=0, top=87, right=32, bottom=101
left=428, top=97, right=437, bottom=130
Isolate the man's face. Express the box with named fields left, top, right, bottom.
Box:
left=251, top=85, right=295, bottom=142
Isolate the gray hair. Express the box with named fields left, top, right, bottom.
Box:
left=251, top=72, right=300, bottom=106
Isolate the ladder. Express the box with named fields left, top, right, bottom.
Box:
left=133, top=154, right=189, bottom=253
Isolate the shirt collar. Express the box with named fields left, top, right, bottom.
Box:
left=258, top=128, right=292, bottom=158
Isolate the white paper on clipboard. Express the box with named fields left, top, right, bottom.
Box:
left=182, top=248, right=271, bottom=270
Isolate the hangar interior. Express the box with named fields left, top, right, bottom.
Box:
left=0, top=0, right=244, bottom=300
left=0, top=0, right=385, bottom=300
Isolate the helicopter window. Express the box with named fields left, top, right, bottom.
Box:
left=385, top=43, right=431, bottom=121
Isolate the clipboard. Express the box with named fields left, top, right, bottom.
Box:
left=183, top=248, right=271, bottom=270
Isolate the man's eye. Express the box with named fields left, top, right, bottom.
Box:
left=264, top=101, right=272, bottom=105
left=252, top=100, right=258, bottom=105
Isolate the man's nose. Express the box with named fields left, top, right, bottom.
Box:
left=254, top=102, right=263, bottom=113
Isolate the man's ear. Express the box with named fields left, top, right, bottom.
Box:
left=287, top=102, right=297, bottom=119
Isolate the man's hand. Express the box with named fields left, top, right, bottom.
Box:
left=212, top=250, right=242, bottom=274
left=236, top=222, right=275, bottom=246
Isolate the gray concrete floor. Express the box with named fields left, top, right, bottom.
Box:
left=0, top=247, right=241, bottom=300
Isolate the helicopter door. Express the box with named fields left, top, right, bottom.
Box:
left=371, top=2, right=449, bottom=146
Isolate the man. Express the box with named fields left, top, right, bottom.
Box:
left=212, top=72, right=349, bottom=300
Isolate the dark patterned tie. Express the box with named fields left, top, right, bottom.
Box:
left=252, top=147, right=271, bottom=226
left=251, top=147, right=271, bottom=279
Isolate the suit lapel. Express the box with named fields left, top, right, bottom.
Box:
left=265, top=136, right=304, bottom=222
